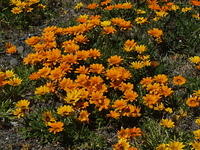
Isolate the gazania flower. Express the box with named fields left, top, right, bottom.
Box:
left=12, top=108, right=25, bottom=118
left=195, top=118, right=200, bottom=126
left=113, top=138, right=130, bottom=150
left=160, top=119, right=175, bottom=128
left=134, top=45, right=147, bottom=54
left=74, top=2, right=84, bottom=10
left=15, top=99, right=30, bottom=109
left=154, top=74, right=168, bottom=83
left=186, top=96, right=199, bottom=107
left=189, top=56, right=200, bottom=64
left=87, top=3, right=99, bottom=9
left=193, top=129, right=200, bottom=139
left=168, top=141, right=185, bottom=150
left=11, top=7, right=22, bottom=14
left=35, top=85, right=50, bottom=95
left=107, top=55, right=123, bottom=66
left=123, top=40, right=137, bottom=52
left=42, top=111, right=56, bottom=125
left=7, top=77, right=22, bottom=86
left=148, top=28, right=163, bottom=38
left=172, top=75, right=186, bottom=85
left=135, top=17, right=148, bottom=24
left=48, top=121, right=64, bottom=134
left=57, top=105, right=74, bottom=116
left=107, top=111, right=120, bottom=119
left=78, top=110, right=90, bottom=122
left=131, top=61, right=144, bottom=69
left=191, top=0, right=200, bottom=6
left=6, top=45, right=17, bottom=54
left=103, top=26, right=116, bottom=34
left=89, top=64, right=105, bottom=74
left=101, top=20, right=111, bottom=27
left=191, top=141, right=200, bottom=150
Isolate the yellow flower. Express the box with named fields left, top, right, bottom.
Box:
left=156, top=143, right=168, bottom=150
left=16, top=99, right=30, bottom=109
left=171, top=5, right=180, bottom=11
left=168, top=141, right=185, bottom=150
left=57, top=105, right=74, bottom=116
left=181, top=7, right=192, bottom=13
left=64, top=89, right=83, bottom=105
left=195, top=118, right=200, bottom=126
left=193, top=129, right=200, bottom=140
left=135, top=17, right=148, bottom=24
left=7, top=77, right=22, bottom=86
left=11, top=7, right=23, bottom=14
left=134, top=45, right=147, bottom=54
left=35, top=85, right=50, bottom=95
left=12, top=108, right=25, bottom=118
left=48, top=121, right=64, bottom=134
left=155, top=11, right=168, bottom=17
left=191, top=141, right=200, bottom=150
left=131, top=61, right=144, bottom=69
left=135, top=9, right=146, bottom=14
left=165, top=107, right=173, bottom=113
left=74, top=2, right=84, bottom=10
left=42, top=111, right=56, bottom=125
left=101, top=20, right=111, bottom=27
left=189, top=56, right=200, bottom=64
left=5, top=70, right=14, bottom=78
left=160, top=119, right=175, bottom=128
left=113, top=138, right=130, bottom=150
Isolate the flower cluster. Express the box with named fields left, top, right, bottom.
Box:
left=10, top=0, right=46, bottom=14
left=156, top=141, right=185, bottom=150
left=140, top=74, right=174, bottom=111
left=113, top=127, right=142, bottom=150
left=186, top=90, right=200, bottom=107
left=12, top=99, right=30, bottom=118
left=0, top=70, right=22, bottom=87
left=189, top=56, right=200, bottom=70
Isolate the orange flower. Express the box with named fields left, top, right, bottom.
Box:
left=123, top=90, right=138, bottom=102
left=88, top=48, right=101, bottom=59
left=78, top=110, right=90, bottom=122
left=25, top=36, right=40, bottom=46
left=107, top=55, right=123, bottom=66
left=172, top=75, right=186, bottom=85
left=74, top=34, right=88, bottom=44
left=186, top=96, right=199, bottom=107
left=107, top=110, right=120, bottom=119
left=89, top=64, right=105, bottom=74
left=11, top=7, right=22, bottom=14
left=123, top=40, right=137, bottom=52
left=191, top=0, right=200, bottom=6
left=143, top=94, right=161, bottom=106
left=75, top=66, right=89, bottom=74
left=5, top=42, right=17, bottom=53
left=140, top=77, right=153, bottom=87
left=154, top=74, right=168, bottom=84
left=103, top=26, right=116, bottom=34
left=87, top=3, right=99, bottom=9
left=48, top=121, right=64, bottom=134
left=118, top=127, right=142, bottom=139
left=148, top=28, right=163, bottom=38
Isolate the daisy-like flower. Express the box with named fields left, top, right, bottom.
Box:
left=107, top=55, right=123, bottom=66
left=135, top=17, right=148, bottom=24
left=57, top=105, right=74, bottom=116
left=160, top=119, right=175, bottom=128
left=15, top=99, right=30, bottom=109
left=172, top=75, right=186, bottom=85
left=78, top=110, right=90, bottom=122
left=48, top=121, right=64, bottom=134
left=148, top=28, right=163, bottom=38
left=168, top=141, right=185, bottom=150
